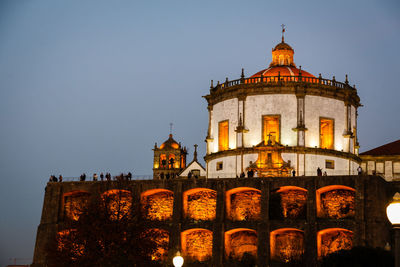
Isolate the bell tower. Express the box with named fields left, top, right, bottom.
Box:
left=153, top=133, right=187, bottom=179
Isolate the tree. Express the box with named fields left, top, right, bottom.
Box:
left=46, top=183, right=166, bottom=267
left=320, top=246, right=394, bottom=267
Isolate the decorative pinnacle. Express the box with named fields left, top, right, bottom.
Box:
left=281, top=24, right=286, bottom=42
left=193, top=144, right=198, bottom=161
left=345, top=74, right=349, bottom=84
left=210, top=80, right=213, bottom=88
left=241, top=68, right=245, bottom=78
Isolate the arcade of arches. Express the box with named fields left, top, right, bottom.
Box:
left=60, top=185, right=357, bottom=262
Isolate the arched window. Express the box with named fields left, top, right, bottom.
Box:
left=141, top=189, right=174, bottom=221
left=226, top=187, right=261, bottom=221
left=183, top=188, right=217, bottom=221
left=181, top=228, right=213, bottom=262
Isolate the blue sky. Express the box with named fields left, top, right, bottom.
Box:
left=0, top=0, right=399, bottom=265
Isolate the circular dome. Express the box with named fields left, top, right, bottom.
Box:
left=251, top=66, right=315, bottom=78
left=160, top=134, right=180, bottom=150
left=273, top=41, right=293, bottom=51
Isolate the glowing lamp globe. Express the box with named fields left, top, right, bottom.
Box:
left=386, top=192, right=400, bottom=226
left=173, top=253, right=184, bottom=267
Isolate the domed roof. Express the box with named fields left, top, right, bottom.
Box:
left=160, top=134, right=180, bottom=150
left=273, top=41, right=293, bottom=51
left=251, top=66, right=315, bottom=78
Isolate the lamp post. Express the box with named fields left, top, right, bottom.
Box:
left=386, top=192, right=400, bottom=267
left=173, top=251, right=184, bottom=267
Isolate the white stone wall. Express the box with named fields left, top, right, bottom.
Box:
left=244, top=95, right=298, bottom=147
left=207, top=152, right=358, bottom=178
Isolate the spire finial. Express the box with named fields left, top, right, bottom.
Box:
left=281, top=24, right=286, bottom=43
left=193, top=144, right=198, bottom=161
left=169, top=122, right=173, bottom=135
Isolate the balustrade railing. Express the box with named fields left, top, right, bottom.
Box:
left=213, top=75, right=352, bottom=91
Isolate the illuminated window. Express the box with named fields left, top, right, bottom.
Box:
left=263, top=115, right=280, bottom=144
left=216, top=161, right=223, bottom=171
left=320, top=118, right=334, bottom=149
left=218, top=120, right=229, bottom=151
left=325, top=160, right=335, bottom=169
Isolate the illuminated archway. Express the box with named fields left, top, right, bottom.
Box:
left=143, top=228, right=169, bottom=261
left=316, top=185, right=355, bottom=219
left=271, top=186, right=307, bottom=219
left=270, top=228, right=304, bottom=262
left=63, top=191, right=90, bottom=221
left=225, top=228, right=257, bottom=260
left=102, top=189, right=132, bottom=220
left=181, top=228, right=213, bottom=262
left=141, top=189, right=174, bottom=221
left=226, top=187, right=261, bottom=221
left=183, top=188, right=216, bottom=221
left=317, top=228, right=353, bottom=258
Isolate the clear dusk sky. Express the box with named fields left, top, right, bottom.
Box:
left=0, top=0, right=399, bottom=265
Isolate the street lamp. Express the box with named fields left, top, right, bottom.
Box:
left=173, top=251, right=184, bottom=267
left=386, top=192, right=400, bottom=267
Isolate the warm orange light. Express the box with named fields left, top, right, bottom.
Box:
left=183, top=188, right=217, bottom=221
left=141, top=189, right=174, bottom=221
left=270, top=228, right=304, bottom=262
left=102, top=189, right=132, bottom=220
left=320, top=118, right=334, bottom=149
left=63, top=191, right=90, bottom=221
left=317, top=228, right=353, bottom=258
left=226, top=187, right=261, bottom=221
left=276, top=187, right=307, bottom=219
left=181, top=228, right=213, bottom=262
left=144, top=228, right=169, bottom=261
left=57, top=229, right=84, bottom=259
left=316, top=185, right=355, bottom=219
left=225, top=228, right=257, bottom=260
left=263, top=115, right=280, bottom=144
left=218, top=120, right=229, bottom=151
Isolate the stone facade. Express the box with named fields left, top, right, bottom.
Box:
left=32, top=175, right=399, bottom=267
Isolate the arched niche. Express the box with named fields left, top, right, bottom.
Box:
left=317, top=228, right=353, bottom=258
left=183, top=188, right=217, bottom=221
left=316, top=185, right=355, bottom=219
left=270, top=228, right=305, bottom=262
left=225, top=228, right=257, bottom=261
left=181, top=228, right=213, bottom=262
left=63, top=191, right=90, bottom=221
left=270, top=186, right=307, bottom=219
left=141, top=189, right=174, bottom=221
left=57, top=229, right=83, bottom=259
left=143, top=228, right=169, bottom=261
left=102, top=189, right=132, bottom=220
left=226, top=187, right=261, bottom=221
